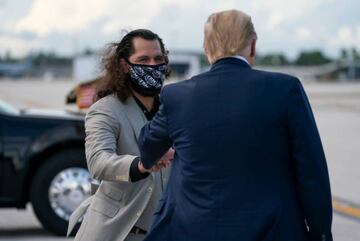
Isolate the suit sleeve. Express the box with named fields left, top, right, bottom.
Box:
left=287, top=78, right=333, bottom=241
left=85, top=102, right=137, bottom=182
left=138, top=93, right=173, bottom=169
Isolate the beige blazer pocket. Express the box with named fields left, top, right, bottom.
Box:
left=91, top=191, right=124, bottom=218
left=99, top=184, right=124, bottom=201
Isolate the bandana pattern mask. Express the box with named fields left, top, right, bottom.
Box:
left=129, top=63, right=167, bottom=90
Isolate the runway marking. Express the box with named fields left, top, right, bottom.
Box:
left=333, top=196, right=360, bottom=220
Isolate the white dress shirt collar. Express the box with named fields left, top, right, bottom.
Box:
left=230, top=55, right=250, bottom=65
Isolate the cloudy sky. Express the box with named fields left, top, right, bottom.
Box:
left=0, top=0, right=359, bottom=58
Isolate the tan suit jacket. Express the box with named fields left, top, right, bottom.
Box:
left=68, top=94, right=169, bottom=241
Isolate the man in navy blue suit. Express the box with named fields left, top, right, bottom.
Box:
left=138, top=9, right=333, bottom=241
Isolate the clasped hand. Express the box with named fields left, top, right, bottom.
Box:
left=138, top=148, right=174, bottom=173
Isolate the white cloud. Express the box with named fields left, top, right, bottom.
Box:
left=338, top=26, right=353, bottom=41
left=0, top=36, right=33, bottom=56
left=2, top=0, right=358, bottom=57
left=296, top=27, right=312, bottom=39
left=334, top=25, right=360, bottom=47
left=14, top=0, right=199, bottom=36
left=267, top=13, right=285, bottom=30
left=15, top=0, right=110, bottom=35
left=248, top=0, right=335, bottom=30
left=318, top=25, right=360, bottom=56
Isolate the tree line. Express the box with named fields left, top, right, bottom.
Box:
left=254, top=48, right=360, bottom=66
left=1, top=47, right=360, bottom=67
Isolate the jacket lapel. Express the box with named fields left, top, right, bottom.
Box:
left=122, top=95, right=147, bottom=140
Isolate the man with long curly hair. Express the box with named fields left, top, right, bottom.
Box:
left=67, top=29, right=174, bottom=241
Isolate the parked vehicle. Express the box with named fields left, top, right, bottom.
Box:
left=66, top=78, right=99, bottom=110
left=0, top=99, right=91, bottom=235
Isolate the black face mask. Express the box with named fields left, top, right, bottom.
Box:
left=126, top=61, right=167, bottom=97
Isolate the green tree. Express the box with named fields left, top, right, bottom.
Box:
left=82, top=47, right=95, bottom=56
left=256, top=53, right=289, bottom=66
left=295, top=50, right=332, bottom=66
left=199, top=53, right=209, bottom=68
left=340, top=48, right=348, bottom=60
left=351, top=47, right=360, bottom=61
left=32, top=51, right=72, bottom=66
left=4, top=50, right=17, bottom=63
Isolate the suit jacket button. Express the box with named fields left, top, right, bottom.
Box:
left=321, top=234, right=326, bottom=241
left=147, top=187, right=153, bottom=193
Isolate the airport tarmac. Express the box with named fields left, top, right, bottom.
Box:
left=0, top=79, right=360, bottom=240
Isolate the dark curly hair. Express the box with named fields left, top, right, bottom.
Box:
left=95, top=29, right=169, bottom=102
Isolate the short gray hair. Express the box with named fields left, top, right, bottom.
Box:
left=203, top=9, right=257, bottom=63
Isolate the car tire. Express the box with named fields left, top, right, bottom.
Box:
left=30, top=149, right=91, bottom=236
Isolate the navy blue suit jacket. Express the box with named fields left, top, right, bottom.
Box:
left=139, top=57, right=333, bottom=241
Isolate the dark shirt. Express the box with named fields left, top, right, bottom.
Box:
left=133, top=95, right=160, bottom=121
left=129, top=95, right=160, bottom=182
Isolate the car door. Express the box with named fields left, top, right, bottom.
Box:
left=0, top=105, right=27, bottom=204
left=0, top=113, right=4, bottom=196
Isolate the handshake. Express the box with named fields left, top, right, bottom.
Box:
left=138, top=148, right=174, bottom=174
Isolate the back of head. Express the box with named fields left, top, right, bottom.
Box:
left=204, top=9, right=257, bottom=64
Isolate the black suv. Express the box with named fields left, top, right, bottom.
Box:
left=0, top=99, right=91, bottom=235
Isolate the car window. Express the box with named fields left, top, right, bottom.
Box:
left=0, top=99, right=19, bottom=115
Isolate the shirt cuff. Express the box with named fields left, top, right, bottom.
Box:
left=129, top=157, right=150, bottom=182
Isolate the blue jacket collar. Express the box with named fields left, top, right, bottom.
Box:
left=210, top=57, right=251, bottom=71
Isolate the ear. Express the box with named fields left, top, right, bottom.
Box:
left=250, top=39, right=256, bottom=58
left=203, top=45, right=213, bottom=64
left=247, top=39, right=257, bottom=66
left=206, top=55, right=213, bottom=65
left=120, top=58, right=130, bottom=73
